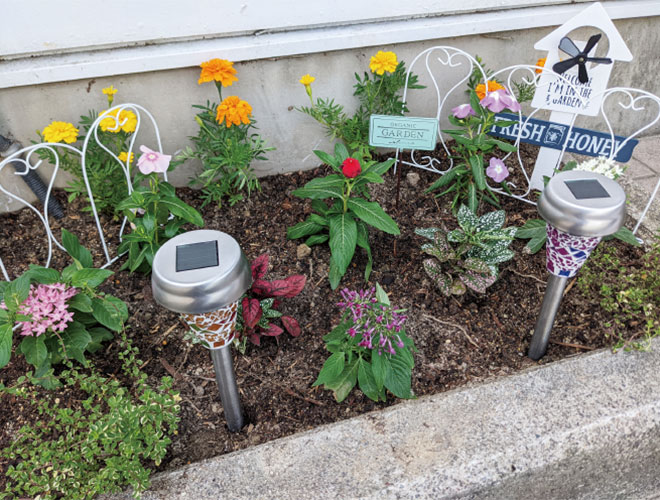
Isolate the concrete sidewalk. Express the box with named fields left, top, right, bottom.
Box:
left=108, top=136, right=660, bottom=500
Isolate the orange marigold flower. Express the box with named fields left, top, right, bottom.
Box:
left=198, top=58, right=238, bottom=87
left=216, top=96, right=252, bottom=127
left=535, top=57, right=547, bottom=74
left=475, top=80, right=505, bottom=100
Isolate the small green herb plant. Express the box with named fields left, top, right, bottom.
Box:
left=314, top=284, right=415, bottom=402
left=298, top=49, right=423, bottom=160
left=0, top=229, right=127, bottom=388
left=416, top=205, right=516, bottom=295
left=0, top=331, right=180, bottom=499
left=577, top=236, right=660, bottom=352
left=117, top=148, right=204, bottom=273
left=175, top=58, right=273, bottom=207
left=287, top=144, right=400, bottom=289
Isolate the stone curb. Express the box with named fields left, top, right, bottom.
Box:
left=108, top=338, right=660, bottom=500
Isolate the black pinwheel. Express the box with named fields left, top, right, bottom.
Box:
left=552, top=34, right=612, bottom=84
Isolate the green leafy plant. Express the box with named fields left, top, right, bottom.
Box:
left=236, top=253, right=306, bottom=349
left=426, top=81, right=521, bottom=213
left=297, top=50, right=423, bottom=160
left=416, top=205, right=516, bottom=295
left=0, top=331, right=180, bottom=499
left=36, top=86, right=139, bottom=216
left=313, top=284, right=415, bottom=402
left=175, top=58, right=273, bottom=207
left=577, top=236, right=660, bottom=351
left=286, top=144, right=400, bottom=289
left=117, top=148, right=204, bottom=273
left=0, top=229, right=127, bottom=388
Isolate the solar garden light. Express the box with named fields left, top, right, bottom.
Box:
left=152, top=230, right=251, bottom=432
left=528, top=170, right=626, bottom=361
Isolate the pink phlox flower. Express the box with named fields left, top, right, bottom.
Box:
left=486, top=157, right=510, bottom=183
left=137, top=145, right=171, bottom=175
left=452, top=104, right=476, bottom=119
left=479, top=89, right=522, bottom=113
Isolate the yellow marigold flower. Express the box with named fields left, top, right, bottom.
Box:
left=535, top=57, right=546, bottom=74
left=475, top=80, right=505, bottom=100
left=299, top=74, right=315, bottom=86
left=198, top=58, right=238, bottom=87
left=118, top=151, right=134, bottom=163
left=99, top=109, right=138, bottom=134
left=43, top=121, right=79, bottom=144
left=216, top=96, right=252, bottom=128
left=369, top=51, right=398, bottom=75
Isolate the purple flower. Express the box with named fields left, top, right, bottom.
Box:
left=452, top=104, right=476, bottom=119
left=486, top=157, right=509, bottom=183
left=479, top=89, right=522, bottom=113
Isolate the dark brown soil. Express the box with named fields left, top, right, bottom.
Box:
left=0, top=143, right=646, bottom=483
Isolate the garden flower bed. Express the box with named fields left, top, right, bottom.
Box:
left=0, top=142, right=651, bottom=493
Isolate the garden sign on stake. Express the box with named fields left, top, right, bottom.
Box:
left=527, top=2, right=633, bottom=190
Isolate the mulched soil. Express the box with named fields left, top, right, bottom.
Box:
left=0, top=143, right=647, bottom=482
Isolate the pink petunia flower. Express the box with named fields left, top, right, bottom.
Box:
left=137, top=145, right=171, bottom=175
left=479, top=89, right=521, bottom=113
left=452, top=104, right=476, bottom=119
left=486, top=157, right=510, bottom=183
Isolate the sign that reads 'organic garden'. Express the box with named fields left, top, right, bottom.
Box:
left=369, top=115, right=438, bottom=151
left=488, top=113, right=638, bottom=162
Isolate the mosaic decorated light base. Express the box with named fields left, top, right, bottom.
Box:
left=545, top=225, right=601, bottom=278
left=181, top=300, right=238, bottom=350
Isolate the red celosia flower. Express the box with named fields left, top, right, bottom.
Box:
left=341, top=158, right=361, bottom=178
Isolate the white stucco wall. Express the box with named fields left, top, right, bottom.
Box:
left=1, top=2, right=660, bottom=212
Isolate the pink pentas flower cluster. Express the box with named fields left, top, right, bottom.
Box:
left=6, top=283, right=78, bottom=337
left=337, top=287, right=407, bottom=356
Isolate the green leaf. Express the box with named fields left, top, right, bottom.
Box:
left=469, top=156, right=486, bottom=191
left=355, top=221, right=372, bottom=282
left=311, top=199, right=330, bottom=215
left=334, top=143, right=350, bottom=163
left=371, top=350, right=387, bottom=389
left=525, top=235, right=547, bottom=254
left=611, top=226, right=641, bottom=246
left=292, top=177, right=344, bottom=200
left=384, top=353, right=413, bottom=399
left=70, top=268, right=114, bottom=288
left=32, top=364, right=60, bottom=389
left=423, top=259, right=453, bottom=296
left=456, top=205, right=479, bottom=233
left=159, top=197, right=204, bottom=227
left=346, top=198, right=400, bottom=235
left=488, top=138, right=518, bottom=152
left=91, top=296, right=128, bottom=332
left=305, top=234, right=329, bottom=246
left=314, top=150, right=341, bottom=170
left=468, top=183, right=478, bottom=213
left=60, top=324, right=92, bottom=364
left=358, top=358, right=381, bottom=401
left=375, top=283, right=390, bottom=306
left=477, top=210, right=506, bottom=231
left=313, top=352, right=346, bottom=386
left=20, top=336, right=48, bottom=368
left=0, top=323, right=13, bottom=368
left=61, top=229, right=93, bottom=268
left=426, top=168, right=458, bottom=193
left=462, top=257, right=490, bottom=274
left=68, top=293, right=93, bottom=313
left=328, top=256, right=343, bottom=290
left=515, top=218, right=547, bottom=239
left=287, top=217, right=324, bottom=240
left=87, top=327, right=114, bottom=353
left=328, top=213, right=357, bottom=275
left=3, top=274, right=30, bottom=312
left=459, top=268, right=497, bottom=293
left=447, top=229, right=467, bottom=243
left=24, top=266, right=60, bottom=284
left=369, top=158, right=395, bottom=176
left=325, top=358, right=359, bottom=402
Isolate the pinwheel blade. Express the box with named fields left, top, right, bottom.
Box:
left=583, top=33, right=602, bottom=55
left=553, top=58, right=579, bottom=75
left=585, top=57, right=613, bottom=65
left=578, top=63, right=589, bottom=84
left=558, top=37, right=581, bottom=57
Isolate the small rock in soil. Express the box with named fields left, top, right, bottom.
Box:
left=406, top=172, right=420, bottom=187
left=297, top=244, right=312, bottom=259
left=194, top=385, right=205, bottom=397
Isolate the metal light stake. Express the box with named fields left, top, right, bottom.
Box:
left=528, top=171, right=626, bottom=361
left=152, top=230, right=252, bottom=432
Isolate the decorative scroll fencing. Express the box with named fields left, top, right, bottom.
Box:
left=395, top=46, right=660, bottom=234
left=0, top=104, right=166, bottom=281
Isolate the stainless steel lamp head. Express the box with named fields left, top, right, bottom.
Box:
left=537, top=170, right=626, bottom=237
left=151, top=230, right=251, bottom=314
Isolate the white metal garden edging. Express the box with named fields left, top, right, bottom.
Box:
left=396, top=45, right=660, bottom=235
left=0, top=103, right=166, bottom=281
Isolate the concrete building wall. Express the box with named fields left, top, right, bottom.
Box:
left=1, top=13, right=660, bottom=212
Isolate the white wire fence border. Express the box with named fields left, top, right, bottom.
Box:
left=0, top=103, right=166, bottom=281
